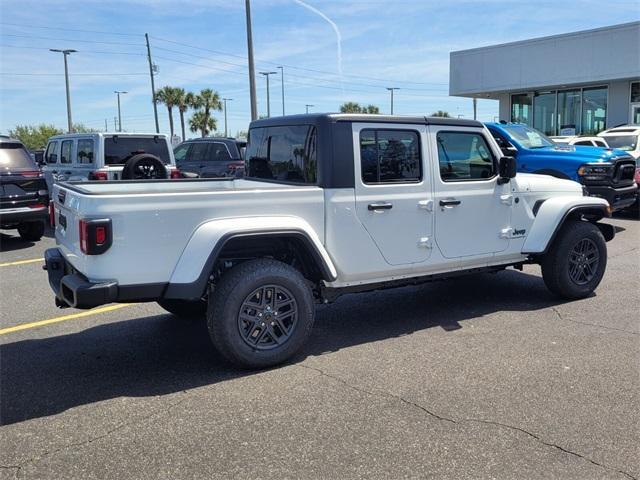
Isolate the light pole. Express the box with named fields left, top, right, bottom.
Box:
left=386, top=87, right=400, bottom=115
left=277, top=66, right=285, bottom=116
left=50, top=49, right=76, bottom=133
left=245, top=0, right=258, bottom=121
left=259, top=71, right=277, bottom=118
left=114, top=91, right=128, bottom=132
left=305, top=104, right=314, bottom=114
left=223, top=98, right=233, bottom=137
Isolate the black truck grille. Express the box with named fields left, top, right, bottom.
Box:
left=613, top=158, right=636, bottom=186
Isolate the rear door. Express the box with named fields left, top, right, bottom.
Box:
left=58, top=139, right=74, bottom=182
left=42, top=140, right=60, bottom=192
left=201, top=142, right=233, bottom=177
left=353, top=123, right=433, bottom=265
left=430, top=127, right=511, bottom=258
left=71, top=138, right=95, bottom=181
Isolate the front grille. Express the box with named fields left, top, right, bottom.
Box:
left=613, top=158, right=636, bottom=186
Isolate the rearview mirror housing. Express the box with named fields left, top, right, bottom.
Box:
left=498, top=156, right=517, bottom=184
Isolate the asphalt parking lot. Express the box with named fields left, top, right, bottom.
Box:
left=0, top=215, right=638, bottom=480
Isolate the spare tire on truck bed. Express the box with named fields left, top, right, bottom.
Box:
left=121, top=153, right=167, bottom=180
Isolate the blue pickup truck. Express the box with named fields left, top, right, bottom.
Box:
left=485, top=122, right=637, bottom=211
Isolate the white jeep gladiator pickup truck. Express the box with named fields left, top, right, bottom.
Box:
left=44, top=114, right=615, bottom=368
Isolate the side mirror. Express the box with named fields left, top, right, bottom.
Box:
left=498, top=156, right=517, bottom=184
left=501, top=146, right=518, bottom=157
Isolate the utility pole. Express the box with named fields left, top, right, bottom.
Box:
left=473, top=97, right=477, bottom=120
left=114, top=91, right=127, bottom=132
left=114, top=117, right=118, bottom=131
left=305, top=104, right=314, bottom=114
left=259, top=71, right=277, bottom=118
left=277, top=66, right=285, bottom=115
left=245, top=0, right=258, bottom=121
left=49, top=49, right=76, bottom=133
left=223, top=98, right=233, bottom=137
left=386, top=87, right=400, bottom=115
left=145, top=33, right=160, bottom=133
left=104, top=119, right=108, bottom=132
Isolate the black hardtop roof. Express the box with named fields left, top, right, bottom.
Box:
left=250, top=113, right=483, bottom=129
left=182, top=137, right=243, bottom=143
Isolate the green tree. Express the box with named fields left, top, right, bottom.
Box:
left=340, top=102, right=379, bottom=114
left=189, top=111, right=217, bottom=138
left=430, top=110, right=451, bottom=118
left=363, top=104, right=379, bottom=114
left=8, top=124, right=63, bottom=150
left=155, top=86, right=181, bottom=138
left=72, top=123, right=99, bottom=133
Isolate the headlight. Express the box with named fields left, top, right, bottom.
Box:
left=577, top=163, right=612, bottom=180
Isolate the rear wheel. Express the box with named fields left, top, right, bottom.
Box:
left=17, top=221, right=44, bottom=241
left=541, top=220, right=607, bottom=299
left=157, top=299, right=206, bottom=319
left=207, top=259, right=315, bottom=369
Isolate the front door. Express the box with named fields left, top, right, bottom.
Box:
left=353, top=123, right=433, bottom=266
left=430, top=127, right=511, bottom=258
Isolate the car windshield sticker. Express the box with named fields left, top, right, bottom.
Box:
left=526, top=132, right=543, bottom=147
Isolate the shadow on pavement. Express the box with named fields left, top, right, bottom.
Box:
left=0, top=233, right=35, bottom=253
left=1, top=269, right=567, bottom=425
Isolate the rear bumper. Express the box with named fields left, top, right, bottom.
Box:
left=0, top=206, right=48, bottom=226
left=44, top=248, right=165, bottom=309
left=584, top=184, right=637, bottom=211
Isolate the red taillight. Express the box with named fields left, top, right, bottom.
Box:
left=28, top=203, right=46, bottom=209
left=170, top=169, right=182, bottom=179
left=49, top=203, right=55, bottom=227
left=88, top=171, right=108, bottom=181
left=20, top=170, right=41, bottom=177
left=79, top=219, right=112, bottom=255
left=227, top=161, right=244, bottom=171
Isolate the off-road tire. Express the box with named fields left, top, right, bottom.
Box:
left=157, top=299, right=206, bottom=319
left=17, top=221, right=44, bottom=241
left=121, top=154, right=167, bottom=180
left=207, top=259, right=315, bottom=369
left=541, top=220, right=607, bottom=299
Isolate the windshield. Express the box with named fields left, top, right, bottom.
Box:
left=0, top=143, right=38, bottom=170
left=502, top=125, right=555, bottom=149
left=104, top=136, right=170, bottom=165
left=602, top=135, right=638, bottom=151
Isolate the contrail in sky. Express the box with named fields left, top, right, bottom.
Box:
left=293, top=0, right=345, bottom=96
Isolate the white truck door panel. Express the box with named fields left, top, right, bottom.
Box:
left=429, top=126, right=511, bottom=258
left=352, top=123, right=433, bottom=265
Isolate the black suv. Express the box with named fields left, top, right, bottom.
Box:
left=173, top=137, right=246, bottom=178
left=0, top=136, right=49, bottom=241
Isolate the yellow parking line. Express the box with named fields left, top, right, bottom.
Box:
left=0, top=258, right=43, bottom=267
left=0, top=304, right=132, bottom=335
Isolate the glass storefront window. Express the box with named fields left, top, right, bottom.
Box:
left=533, top=91, right=556, bottom=136
left=557, top=90, right=581, bottom=135
left=582, top=87, right=607, bottom=135
left=511, top=94, right=532, bottom=125
left=631, top=82, right=640, bottom=103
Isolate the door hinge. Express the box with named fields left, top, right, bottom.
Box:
left=418, top=237, right=433, bottom=248
left=500, top=194, right=514, bottom=205
left=500, top=227, right=513, bottom=239
left=417, top=199, right=433, bottom=212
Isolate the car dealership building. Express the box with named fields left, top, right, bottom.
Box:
left=449, top=21, right=640, bottom=136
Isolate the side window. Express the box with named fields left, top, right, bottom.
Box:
left=173, top=144, right=190, bottom=162
left=60, top=140, right=73, bottom=164
left=359, top=129, right=421, bottom=184
left=246, top=125, right=317, bottom=184
left=188, top=143, right=209, bottom=162
left=211, top=143, right=232, bottom=161
left=595, top=141, right=607, bottom=147
left=436, top=131, right=496, bottom=182
left=44, top=141, right=59, bottom=164
left=573, top=140, right=592, bottom=146
left=76, top=139, right=94, bottom=164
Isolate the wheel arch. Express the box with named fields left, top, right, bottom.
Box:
left=522, top=196, right=611, bottom=255
left=164, top=217, right=337, bottom=301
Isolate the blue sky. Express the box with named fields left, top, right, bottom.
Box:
left=1, top=0, right=638, bottom=138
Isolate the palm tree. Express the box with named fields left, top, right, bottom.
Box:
left=363, top=104, right=380, bottom=114
left=175, top=88, right=193, bottom=141
left=155, top=86, right=181, bottom=138
left=189, top=111, right=217, bottom=138
left=340, top=101, right=363, bottom=113
left=431, top=110, right=451, bottom=118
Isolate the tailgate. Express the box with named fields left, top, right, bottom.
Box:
left=53, top=185, right=83, bottom=265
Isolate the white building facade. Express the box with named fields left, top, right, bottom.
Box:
left=450, top=22, right=640, bottom=135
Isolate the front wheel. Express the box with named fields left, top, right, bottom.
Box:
left=541, top=220, right=607, bottom=299
left=207, top=259, right=315, bottom=369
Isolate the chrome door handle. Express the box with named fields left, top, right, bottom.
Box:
left=439, top=199, right=461, bottom=207
left=368, top=202, right=393, bottom=211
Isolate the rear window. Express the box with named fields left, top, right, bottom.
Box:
left=0, top=143, right=38, bottom=169
left=246, top=126, right=317, bottom=184
left=104, top=136, right=170, bottom=165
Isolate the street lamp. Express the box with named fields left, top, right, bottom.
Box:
left=223, top=98, right=233, bottom=137
left=277, top=66, right=285, bottom=116
left=386, top=87, right=400, bottom=115
left=305, top=104, right=314, bottom=114
left=259, top=71, right=277, bottom=118
left=49, top=49, right=77, bottom=133
left=114, top=91, right=128, bottom=132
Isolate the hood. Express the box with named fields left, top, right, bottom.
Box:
left=529, top=145, right=628, bottom=163
left=513, top=173, right=582, bottom=194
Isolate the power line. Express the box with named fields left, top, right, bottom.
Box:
left=0, top=22, right=142, bottom=37
left=1, top=33, right=143, bottom=47
left=1, top=72, right=148, bottom=76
